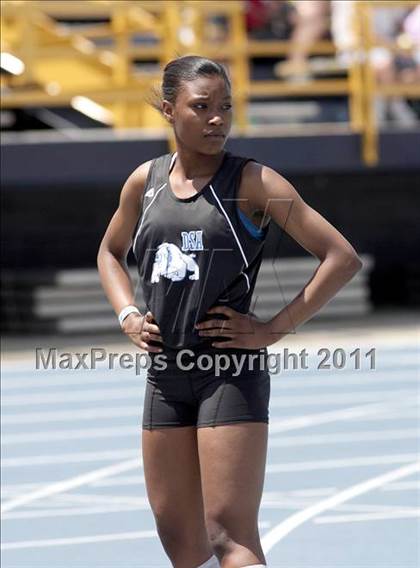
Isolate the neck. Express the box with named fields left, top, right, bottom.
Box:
left=173, top=147, right=225, bottom=180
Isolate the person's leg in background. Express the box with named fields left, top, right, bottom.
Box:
left=275, top=0, right=331, bottom=80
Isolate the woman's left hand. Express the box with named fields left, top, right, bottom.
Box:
left=195, top=306, right=277, bottom=350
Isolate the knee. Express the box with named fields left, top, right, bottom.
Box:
left=206, top=518, right=233, bottom=556
left=205, top=510, right=259, bottom=556
left=153, top=505, right=210, bottom=561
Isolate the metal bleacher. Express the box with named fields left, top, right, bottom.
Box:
left=2, top=255, right=373, bottom=334
left=2, top=1, right=419, bottom=164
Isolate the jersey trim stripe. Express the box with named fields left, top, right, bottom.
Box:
left=132, top=182, right=167, bottom=256
left=209, top=183, right=251, bottom=292
left=169, top=152, right=177, bottom=171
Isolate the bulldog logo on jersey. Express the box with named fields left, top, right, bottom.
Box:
left=151, top=242, right=199, bottom=283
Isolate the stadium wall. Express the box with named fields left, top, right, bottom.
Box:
left=2, top=132, right=420, bottom=308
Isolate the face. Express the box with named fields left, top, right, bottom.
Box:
left=162, top=74, right=232, bottom=155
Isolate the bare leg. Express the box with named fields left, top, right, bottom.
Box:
left=142, top=426, right=214, bottom=568
left=198, top=423, right=268, bottom=568
left=275, top=0, right=330, bottom=79
left=289, top=1, right=331, bottom=67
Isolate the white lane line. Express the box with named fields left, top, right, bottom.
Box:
left=1, top=458, right=141, bottom=513
left=3, top=401, right=417, bottom=465
left=265, top=453, right=418, bottom=473
left=1, top=519, right=270, bottom=550
left=381, top=480, right=420, bottom=491
left=41, top=492, right=148, bottom=505
left=271, top=375, right=420, bottom=391
left=1, top=483, right=43, bottom=495
left=268, top=398, right=416, bottom=434
left=314, top=503, right=419, bottom=514
left=261, top=496, right=417, bottom=518
left=3, top=403, right=416, bottom=428
left=314, top=509, right=420, bottom=524
left=1, top=369, right=139, bottom=391
left=2, top=475, right=144, bottom=496
left=5, top=479, right=419, bottom=512
left=3, top=393, right=415, bottom=427
left=265, top=488, right=336, bottom=498
left=91, top=475, right=146, bottom=487
left=1, top=425, right=140, bottom=445
left=6, top=477, right=419, bottom=499
left=260, top=501, right=420, bottom=514
left=3, top=503, right=150, bottom=520
left=2, top=400, right=416, bottom=516
left=268, top=428, right=420, bottom=447
left=4, top=493, right=417, bottom=521
left=1, top=501, right=407, bottom=521
left=342, top=409, right=420, bottom=423
left=2, top=386, right=414, bottom=407
left=1, top=405, right=141, bottom=425
left=1, top=387, right=142, bottom=406
left=268, top=389, right=416, bottom=408
left=1, top=530, right=157, bottom=550
left=2, top=363, right=419, bottom=390
left=2, top=449, right=416, bottom=474
left=0, top=482, right=334, bottom=498
left=1, top=449, right=138, bottom=468
left=2, top=354, right=418, bottom=389
left=4, top=425, right=416, bottom=447
left=262, top=461, right=420, bottom=553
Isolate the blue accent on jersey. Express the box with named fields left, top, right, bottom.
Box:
left=237, top=207, right=264, bottom=239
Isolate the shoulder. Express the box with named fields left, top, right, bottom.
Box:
left=125, top=159, right=154, bottom=189
left=239, top=160, right=294, bottom=206
left=118, top=159, right=154, bottom=210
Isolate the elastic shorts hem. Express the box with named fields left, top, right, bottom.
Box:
left=142, top=417, right=269, bottom=430
left=142, top=422, right=196, bottom=431
left=197, top=417, right=269, bottom=428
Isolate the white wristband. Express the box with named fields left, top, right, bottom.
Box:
left=118, top=305, right=141, bottom=327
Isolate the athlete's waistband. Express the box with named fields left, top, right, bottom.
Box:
left=147, top=342, right=269, bottom=379
left=151, top=338, right=267, bottom=358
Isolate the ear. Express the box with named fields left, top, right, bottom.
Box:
left=162, top=100, right=174, bottom=124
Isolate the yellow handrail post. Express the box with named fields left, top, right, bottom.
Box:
left=360, top=1, right=379, bottom=166
left=14, top=0, right=38, bottom=87
left=162, top=0, right=181, bottom=153
left=111, top=1, right=130, bottom=128
left=230, top=2, right=249, bottom=135
left=348, top=2, right=364, bottom=133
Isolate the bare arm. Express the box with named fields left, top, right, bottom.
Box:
left=97, top=160, right=163, bottom=351
left=196, top=162, right=363, bottom=349
left=245, top=162, right=363, bottom=337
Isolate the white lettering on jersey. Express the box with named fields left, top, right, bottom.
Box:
left=181, top=230, right=204, bottom=252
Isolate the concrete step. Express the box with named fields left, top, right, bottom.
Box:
left=2, top=255, right=373, bottom=334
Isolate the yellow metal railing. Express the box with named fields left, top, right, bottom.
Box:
left=1, top=0, right=419, bottom=164
left=356, top=1, right=420, bottom=164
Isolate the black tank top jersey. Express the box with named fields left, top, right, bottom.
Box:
left=132, top=151, right=270, bottom=350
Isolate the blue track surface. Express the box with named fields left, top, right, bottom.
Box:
left=1, top=339, right=419, bottom=568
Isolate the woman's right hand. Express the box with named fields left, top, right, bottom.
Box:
left=122, top=311, right=163, bottom=353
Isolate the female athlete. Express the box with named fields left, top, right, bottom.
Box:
left=97, top=55, right=362, bottom=568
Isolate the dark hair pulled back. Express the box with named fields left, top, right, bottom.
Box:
left=150, top=55, right=231, bottom=113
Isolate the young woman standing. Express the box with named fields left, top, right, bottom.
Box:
left=97, top=55, right=362, bottom=568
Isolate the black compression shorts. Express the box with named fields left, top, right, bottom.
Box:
left=142, top=344, right=271, bottom=429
